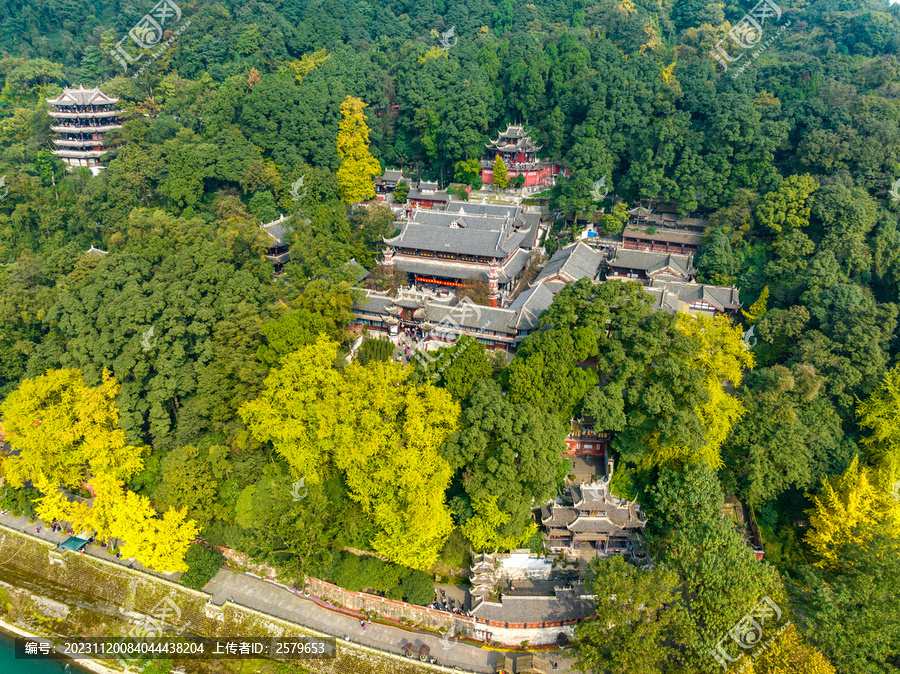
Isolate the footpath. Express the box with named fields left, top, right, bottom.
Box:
left=0, top=512, right=577, bottom=673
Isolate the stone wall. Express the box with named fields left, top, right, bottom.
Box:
left=306, top=577, right=477, bottom=640
left=0, top=525, right=475, bottom=674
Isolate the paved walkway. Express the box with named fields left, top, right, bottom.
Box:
left=0, top=511, right=580, bottom=672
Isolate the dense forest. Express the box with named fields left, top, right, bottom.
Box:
left=0, top=0, right=900, bottom=671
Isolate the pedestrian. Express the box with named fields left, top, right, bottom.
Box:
left=360, top=620, right=366, bottom=630
left=35, top=526, right=40, bottom=534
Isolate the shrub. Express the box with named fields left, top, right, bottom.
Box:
left=357, top=338, right=393, bottom=365
left=400, top=570, right=434, bottom=605
left=181, top=544, right=226, bottom=590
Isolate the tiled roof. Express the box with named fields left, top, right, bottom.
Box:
left=540, top=503, right=577, bottom=528
left=608, top=249, right=696, bottom=278
left=354, top=291, right=396, bottom=315
left=390, top=256, right=518, bottom=283
left=410, top=210, right=515, bottom=232
left=426, top=303, right=518, bottom=336
left=378, top=169, right=409, bottom=184
left=407, top=189, right=449, bottom=202
left=471, top=593, right=594, bottom=624
left=445, top=201, right=520, bottom=218
left=261, top=214, right=291, bottom=246
left=507, top=283, right=559, bottom=330
left=47, top=86, right=118, bottom=106
left=386, top=221, right=528, bottom=258
left=648, top=279, right=741, bottom=311
left=534, top=241, right=604, bottom=285
left=623, top=227, right=703, bottom=246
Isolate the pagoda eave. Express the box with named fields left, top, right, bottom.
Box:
left=51, top=124, right=122, bottom=133
left=51, top=149, right=111, bottom=159
left=48, top=111, right=124, bottom=119
left=52, top=139, right=108, bottom=147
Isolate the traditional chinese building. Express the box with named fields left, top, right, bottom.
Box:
left=481, top=125, right=566, bottom=187
left=537, top=459, right=648, bottom=556
left=621, top=227, right=703, bottom=255
left=260, top=214, right=291, bottom=273
left=47, top=86, right=124, bottom=174
left=605, top=249, right=697, bottom=283
left=374, top=169, right=409, bottom=198
left=644, top=279, right=742, bottom=316
left=382, top=201, right=541, bottom=300
left=406, top=180, right=450, bottom=209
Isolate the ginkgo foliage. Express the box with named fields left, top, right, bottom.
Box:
left=857, top=363, right=900, bottom=475
left=648, top=313, right=754, bottom=469
left=0, top=368, right=144, bottom=491
left=461, top=494, right=536, bottom=552
left=2, top=368, right=198, bottom=573
left=804, top=455, right=900, bottom=568
left=37, top=473, right=198, bottom=573
left=336, top=95, right=380, bottom=204
left=239, top=337, right=460, bottom=570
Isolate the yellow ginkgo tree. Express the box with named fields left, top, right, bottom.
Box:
left=1, top=368, right=198, bottom=573
left=647, top=313, right=754, bottom=469
left=804, top=455, right=900, bottom=568
left=0, top=368, right=144, bottom=491
left=336, top=95, right=380, bottom=204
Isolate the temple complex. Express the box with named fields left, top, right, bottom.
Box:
left=47, top=86, right=124, bottom=174
left=353, top=239, right=742, bottom=348
left=481, top=125, right=566, bottom=187
left=382, top=201, right=542, bottom=301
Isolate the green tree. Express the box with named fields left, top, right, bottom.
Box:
left=794, top=524, right=900, bottom=673
left=357, top=338, right=393, bottom=365
left=492, top=155, right=509, bottom=189
left=724, top=365, right=847, bottom=508
left=574, top=555, right=693, bottom=673
left=0, top=368, right=144, bottom=492
left=393, top=180, right=410, bottom=203
left=645, top=464, right=776, bottom=671
left=181, top=544, right=226, bottom=590
left=454, top=158, right=482, bottom=185
left=416, top=336, right=492, bottom=401
left=442, top=380, right=568, bottom=544
left=601, top=202, right=629, bottom=235
left=239, top=338, right=460, bottom=569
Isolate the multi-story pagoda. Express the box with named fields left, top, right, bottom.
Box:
left=481, top=125, right=566, bottom=187
left=47, top=86, right=124, bottom=174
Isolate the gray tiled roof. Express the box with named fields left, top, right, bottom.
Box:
left=623, top=227, right=703, bottom=246
left=391, top=256, right=516, bottom=283
left=534, top=241, right=604, bottom=285
left=471, top=593, right=594, bottom=624
left=354, top=291, right=396, bottom=315
left=378, top=169, right=409, bottom=184
left=426, top=303, right=518, bottom=336
left=261, top=215, right=291, bottom=246
left=410, top=209, right=514, bottom=232
left=445, top=201, right=520, bottom=218
left=648, top=279, right=741, bottom=311
left=507, top=283, right=558, bottom=330
left=386, top=222, right=528, bottom=258
left=540, top=503, right=577, bottom=528
left=608, top=249, right=695, bottom=278
left=407, top=189, right=449, bottom=202
left=47, top=86, right=118, bottom=106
